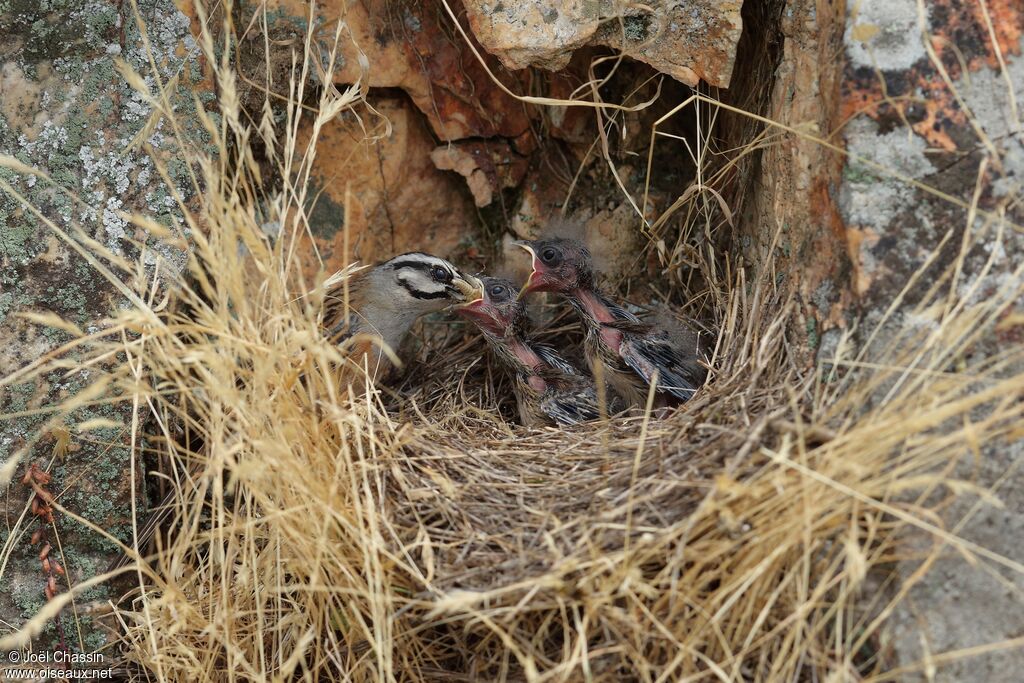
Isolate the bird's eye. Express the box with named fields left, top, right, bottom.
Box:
left=431, top=265, right=451, bottom=282
left=540, top=247, right=561, bottom=265
left=488, top=284, right=507, bottom=299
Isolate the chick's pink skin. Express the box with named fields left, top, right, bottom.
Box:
left=579, top=290, right=624, bottom=352
left=456, top=288, right=549, bottom=392
left=516, top=242, right=623, bottom=352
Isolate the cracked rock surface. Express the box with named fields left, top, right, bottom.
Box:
left=462, top=0, right=744, bottom=87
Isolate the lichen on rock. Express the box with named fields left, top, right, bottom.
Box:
left=0, top=0, right=205, bottom=650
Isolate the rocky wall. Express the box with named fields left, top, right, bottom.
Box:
left=833, top=1, right=1024, bottom=678
left=0, top=0, right=203, bottom=648
left=759, top=0, right=1024, bottom=677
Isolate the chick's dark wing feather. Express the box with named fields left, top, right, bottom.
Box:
left=540, top=385, right=603, bottom=425
left=602, top=298, right=643, bottom=324
left=533, top=344, right=583, bottom=376
left=619, top=331, right=706, bottom=401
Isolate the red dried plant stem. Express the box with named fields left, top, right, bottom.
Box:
left=22, top=461, right=68, bottom=651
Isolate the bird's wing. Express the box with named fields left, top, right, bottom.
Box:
left=601, top=296, right=644, bottom=324
left=324, top=313, right=354, bottom=344
left=619, top=331, right=706, bottom=401
left=539, top=385, right=603, bottom=425
left=321, top=267, right=374, bottom=342
left=533, top=343, right=584, bottom=376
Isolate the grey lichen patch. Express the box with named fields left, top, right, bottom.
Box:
left=839, top=117, right=936, bottom=233
left=952, top=51, right=1024, bottom=200
left=840, top=58, right=1024, bottom=310
left=845, top=0, right=929, bottom=72
left=1, top=0, right=199, bottom=266
left=621, top=13, right=652, bottom=43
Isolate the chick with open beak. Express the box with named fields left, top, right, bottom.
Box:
left=515, top=238, right=707, bottom=407
left=456, top=276, right=612, bottom=427
left=514, top=239, right=595, bottom=297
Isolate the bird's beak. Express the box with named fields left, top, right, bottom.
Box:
left=452, top=273, right=485, bottom=302
left=454, top=295, right=485, bottom=312
left=454, top=291, right=502, bottom=334
left=513, top=241, right=539, bottom=299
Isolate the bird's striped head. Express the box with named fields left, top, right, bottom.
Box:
left=379, top=253, right=483, bottom=311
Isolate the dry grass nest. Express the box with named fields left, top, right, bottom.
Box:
left=2, top=3, right=1024, bottom=681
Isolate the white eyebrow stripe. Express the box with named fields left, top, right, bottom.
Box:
left=386, top=253, right=460, bottom=276
left=396, top=271, right=450, bottom=300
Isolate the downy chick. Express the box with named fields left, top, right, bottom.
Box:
left=517, top=238, right=707, bottom=407
left=456, top=276, right=613, bottom=426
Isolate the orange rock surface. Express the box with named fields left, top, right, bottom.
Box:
left=292, top=98, right=476, bottom=276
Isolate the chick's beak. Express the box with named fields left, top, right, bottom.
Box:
left=454, top=292, right=503, bottom=335
left=512, top=240, right=536, bottom=260
left=455, top=295, right=485, bottom=312
left=513, top=241, right=540, bottom=298
left=451, top=273, right=484, bottom=302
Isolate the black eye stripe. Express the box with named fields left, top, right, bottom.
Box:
left=397, top=279, right=450, bottom=300
left=389, top=260, right=460, bottom=288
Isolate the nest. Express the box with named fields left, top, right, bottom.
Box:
left=391, top=307, right=785, bottom=589
left=65, top=207, right=1013, bottom=681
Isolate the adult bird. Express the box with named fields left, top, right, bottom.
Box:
left=108, top=252, right=481, bottom=573
left=321, top=252, right=483, bottom=380
left=456, top=276, right=613, bottom=426
left=516, top=238, right=707, bottom=407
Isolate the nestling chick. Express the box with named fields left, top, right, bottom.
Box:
left=517, top=238, right=707, bottom=406
left=456, top=276, right=612, bottom=427
left=323, top=253, right=483, bottom=380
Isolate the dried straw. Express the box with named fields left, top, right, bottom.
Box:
left=1, top=1, right=1023, bottom=681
